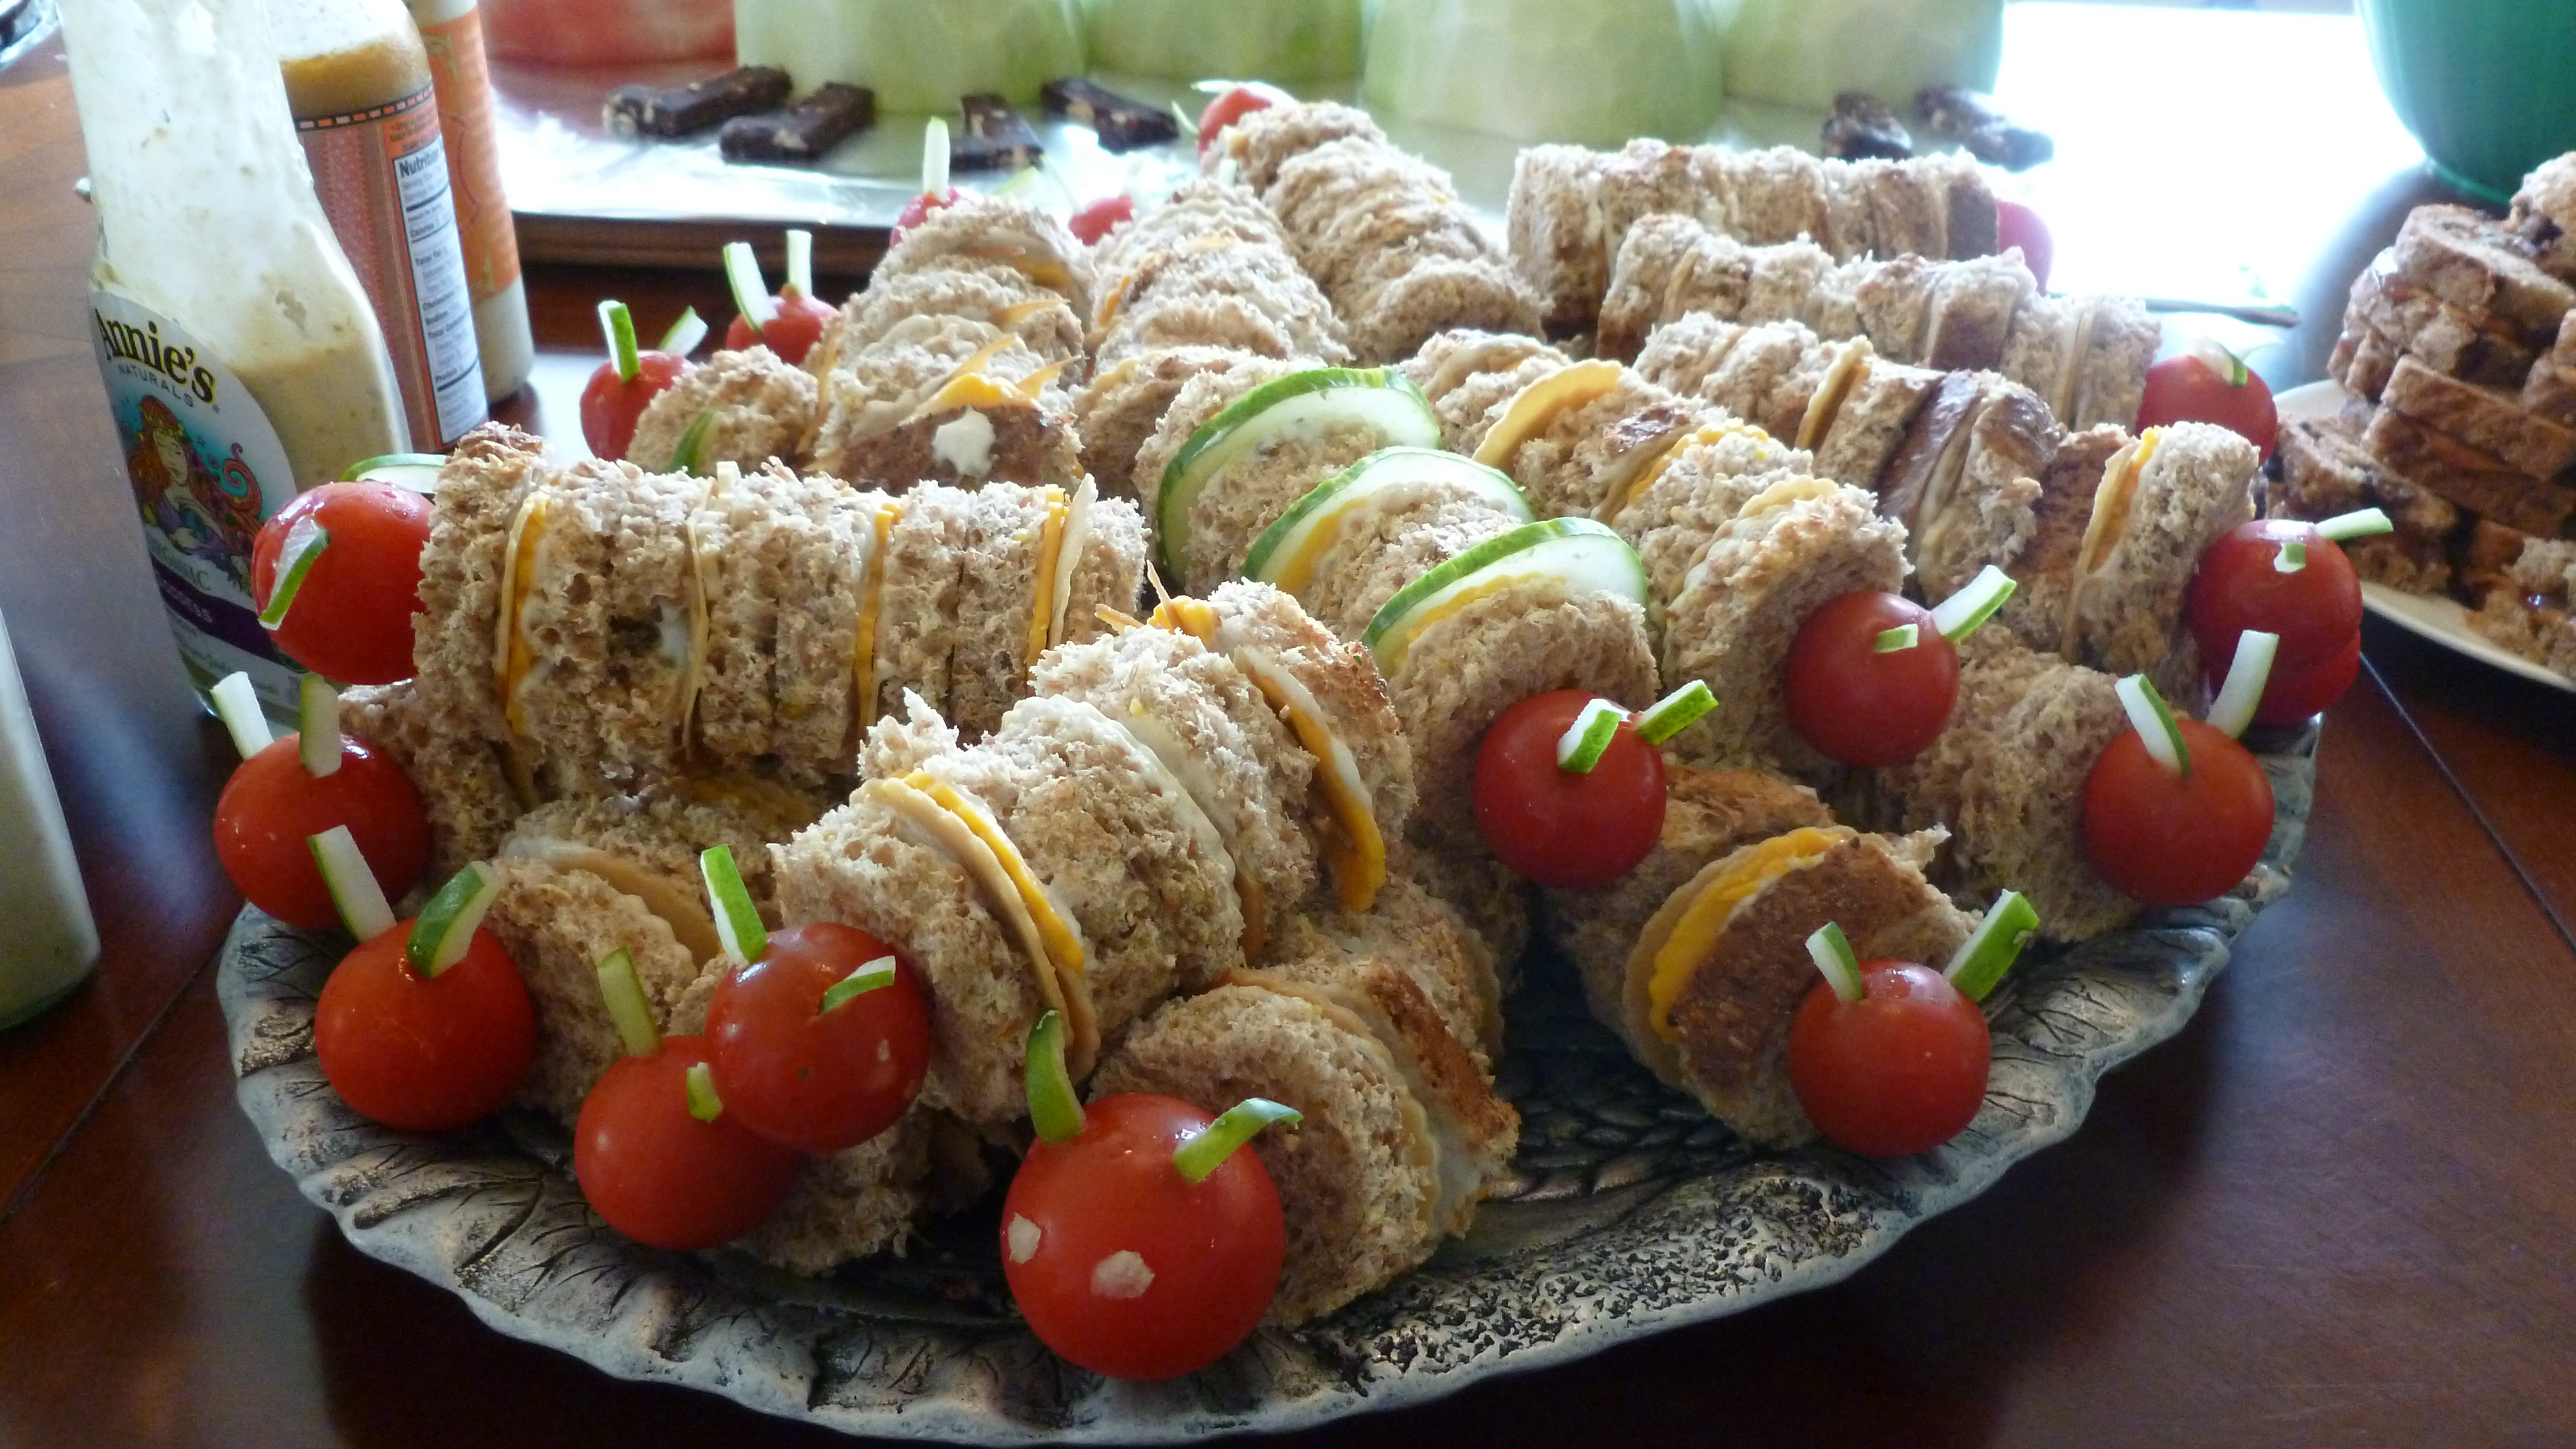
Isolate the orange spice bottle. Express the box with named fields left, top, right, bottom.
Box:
left=275, top=0, right=490, bottom=447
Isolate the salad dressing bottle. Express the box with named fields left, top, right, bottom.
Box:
left=60, top=0, right=409, bottom=721
left=276, top=0, right=491, bottom=448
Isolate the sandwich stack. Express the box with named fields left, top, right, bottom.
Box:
left=1505, top=138, right=2001, bottom=334
left=357, top=422, right=1149, bottom=875
left=1595, top=213, right=2158, bottom=432
left=2299, top=153, right=2576, bottom=681
left=626, top=197, right=1095, bottom=491
left=1199, top=101, right=1545, bottom=362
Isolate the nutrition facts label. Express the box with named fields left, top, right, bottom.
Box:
left=393, top=134, right=485, bottom=443
left=299, top=85, right=486, bottom=448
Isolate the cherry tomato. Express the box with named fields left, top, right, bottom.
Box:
left=248, top=482, right=433, bottom=685
left=1783, top=591, right=1962, bottom=768
left=1787, top=959, right=1991, bottom=1157
left=213, top=733, right=430, bottom=930
left=1196, top=83, right=1290, bottom=154
left=1995, top=200, right=2054, bottom=292
left=2137, top=342, right=2278, bottom=462
left=2082, top=718, right=2275, bottom=907
left=1472, top=690, right=1666, bottom=889
left=722, top=290, right=837, bottom=367
left=1069, top=195, right=1135, bottom=247
left=890, top=188, right=962, bottom=247
left=315, top=924, right=535, bottom=1131
left=2187, top=518, right=2362, bottom=673
left=705, top=923, right=932, bottom=1156
left=574, top=1035, right=802, bottom=1251
left=580, top=349, right=688, bottom=462
left=1001, top=1093, right=1285, bottom=1380
left=2250, top=631, right=2361, bottom=728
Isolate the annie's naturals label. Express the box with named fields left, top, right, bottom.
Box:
left=90, top=292, right=304, bottom=717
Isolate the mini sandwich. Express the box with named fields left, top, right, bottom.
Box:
left=806, top=323, right=1085, bottom=491
left=1471, top=358, right=1707, bottom=521
left=1133, top=362, right=1441, bottom=593
left=481, top=784, right=825, bottom=1124
left=1092, top=177, right=1294, bottom=280
left=1252, top=447, right=1534, bottom=642
left=628, top=344, right=820, bottom=475
left=2059, top=422, right=2259, bottom=702
left=1027, top=618, right=1320, bottom=963
left=340, top=678, right=524, bottom=879
left=1072, top=345, right=1291, bottom=500
left=411, top=428, right=1145, bottom=800
left=1247, top=123, right=1543, bottom=362
left=1201, top=98, right=1389, bottom=194
left=1090, top=232, right=1351, bottom=370
left=1611, top=417, right=1819, bottom=608
left=1869, top=370, right=2052, bottom=601
left=1796, top=339, right=1945, bottom=493
left=1543, top=763, right=1834, bottom=1040
left=1269, top=872, right=1508, bottom=1070
left=1401, top=328, right=1573, bottom=440
left=776, top=693, right=1210, bottom=1123
left=1092, top=878, right=1523, bottom=1331
left=489, top=455, right=703, bottom=795
left=825, top=259, right=1087, bottom=373
left=1659, top=479, right=1907, bottom=777
left=1600, top=825, right=1976, bottom=1147
left=1990, top=423, right=2124, bottom=655
left=1153, top=580, right=1420, bottom=913
left=1879, top=634, right=2139, bottom=942
left=870, top=193, right=1095, bottom=321
left=1636, top=315, right=1834, bottom=441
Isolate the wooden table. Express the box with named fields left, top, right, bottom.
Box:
left=5, top=8, right=2575, bottom=1446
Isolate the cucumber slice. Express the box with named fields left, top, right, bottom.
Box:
left=1155, top=369, right=1439, bottom=579
left=340, top=453, right=448, bottom=494
left=1241, top=446, right=1531, bottom=589
left=308, top=825, right=396, bottom=941
left=297, top=674, right=342, bottom=779
left=406, top=860, right=501, bottom=979
left=1360, top=516, right=1647, bottom=678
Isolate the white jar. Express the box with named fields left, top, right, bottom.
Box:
left=0, top=608, right=99, bottom=1031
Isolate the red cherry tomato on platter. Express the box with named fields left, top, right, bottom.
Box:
left=2187, top=518, right=2363, bottom=673
left=1783, top=591, right=1961, bottom=768
left=705, top=923, right=932, bottom=1156
left=580, top=348, right=688, bottom=462
left=249, top=482, right=434, bottom=685
left=1995, top=199, right=2054, bottom=292
left=723, top=290, right=837, bottom=367
left=2247, top=631, right=2361, bottom=728
left=1069, top=194, right=1136, bottom=247
left=1472, top=689, right=1666, bottom=889
left=2082, top=718, right=2275, bottom=907
left=213, top=733, right=430, bottom=930
left=1787, top=959, right=1991, bottom=1158
left=315, top=924, right=535, bottom=1132
left=574, top=1035, right=802, bottom=1251
left=1196, top=83, right=1290, bottom=154
left=1001, top=1092, right=1286, bottom=1380
left=2137, top=342, right=2278, bottom=462
left=891, top=188, right=962, bottom=246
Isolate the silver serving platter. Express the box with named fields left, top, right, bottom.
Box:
left=219, top=726, right=2313, bottom=1442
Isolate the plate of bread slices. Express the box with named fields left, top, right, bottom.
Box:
left=219, top=98, right=2327, bottom=1442
left=2271, top=151, right=2576, bottom=692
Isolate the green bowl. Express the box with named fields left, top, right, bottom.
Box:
left=2359, top=0, right=2576, bottom=203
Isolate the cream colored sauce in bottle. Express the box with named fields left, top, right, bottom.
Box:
left=61, top=0, right=409, bottom=722
left=276, top=0, right=490, bottom=448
